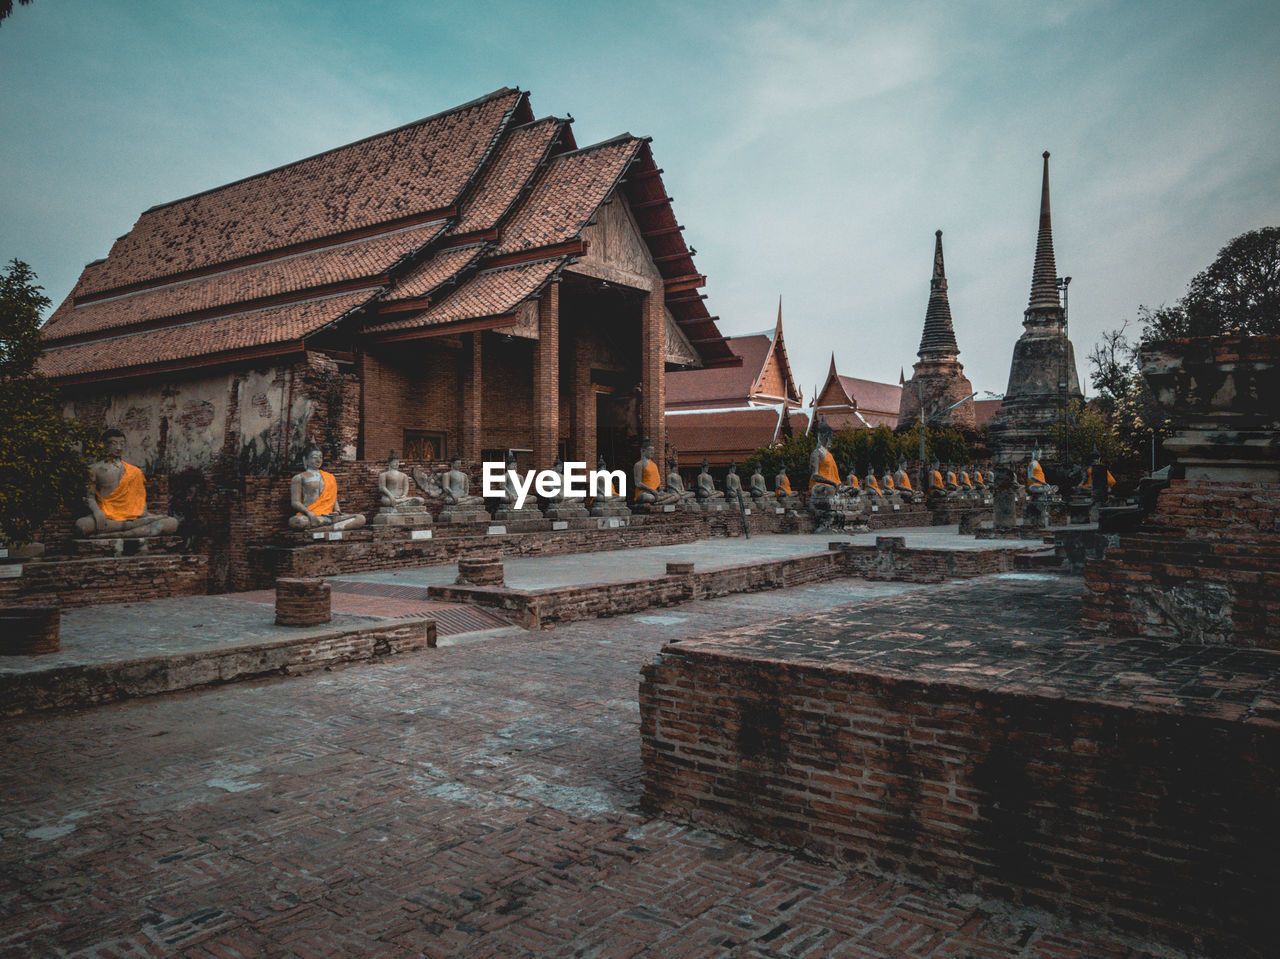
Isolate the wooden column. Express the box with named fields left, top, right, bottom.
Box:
left=641, top=290, right=666, bottom=477
left=461, top=331, right=483, bottom=462
left=571, top=321, right=595, bottom=464
left=533, top=283, right=560, bottom=469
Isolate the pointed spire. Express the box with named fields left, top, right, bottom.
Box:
left=776, top=295, right=783, bottom=332
left=918, top=230, right=959, bottom=358
left=1027, top=151, right=1061, bottom=312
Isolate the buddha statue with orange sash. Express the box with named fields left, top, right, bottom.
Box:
left=1079, top=465, right=1116, bottom=494
left=634, top=440, right=679, bottom=507
left=894, top=460, right=918, bottom=498
left=775, top=467, right=799, bottom=505
left=289, top=447, right=366, bottom=531
left=1026, top=447, right=1051, bottom=496
left=808, top=420, right=857, bottom=530
left=75, top=428, right=180, bottom=538
left=864, top=469, right=884, bottom=498
left=844, top=470, right=861, bottom=494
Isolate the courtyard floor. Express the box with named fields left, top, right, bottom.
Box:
left=0, top=567, right=1194, bottom=958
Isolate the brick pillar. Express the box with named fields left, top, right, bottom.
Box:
left=641, top=291, right=666, bottom=477
left=534, top=283, right=560, bottom=470
left=275, top=578, right=331, bottom=626
left=461, top=332, right=483, bottom=462
left=571, top=322, right=595, bottom=464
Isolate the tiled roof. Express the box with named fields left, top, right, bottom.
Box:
left=80, top=89, right=523, bottom=296
left=383, top=244, right=485, bottom=302
left=492, top=137, right=643, bottom=256
left=448, top=118, right=564, bottom=237
left=666, top=334, right=770, bottom=408
left=42, top=223, right=444, bottom=343
left=838, top=375, right=902, bottom=417
left=667, top=408, right=808, bottom=457
left=370, top=259, right=564, bottom=334
left=39, top=291, right=373, bottom=380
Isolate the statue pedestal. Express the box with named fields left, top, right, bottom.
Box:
left=689, top=500, right=727, bottom=512
left=590, top=501, right=632, bottom=519
left=492, top=505, right=544, bottom=522
left=71, top=535, right=186, bottom=557
left=437, top=507, right=491, bottom=524
left=544, top=501, right=590, bottom=520
left=370, top=507, right=433, bottom=528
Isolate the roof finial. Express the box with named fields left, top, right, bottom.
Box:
left=776, top=295, right=783, bottom=333
left=1027, top=151, right=1061, bottom=312
left=918, top=229, right=959, bottom=359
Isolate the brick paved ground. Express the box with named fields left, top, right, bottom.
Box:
left=1, top=575, right=1186, bottom=958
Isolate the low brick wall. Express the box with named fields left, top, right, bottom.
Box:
left=275, top=578, right=331, bottom=626
left=0, top=618, right=435, bottom=717
left=640, top=604, right=1280, bottom=957
left=0, top=555, right=208, bottom=609
left=835, top=540, right=1024, bottom=583
left=1083, top=480, right=1280, bottom=647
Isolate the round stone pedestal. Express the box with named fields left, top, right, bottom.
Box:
left=275, top=578, right=331, bottom=626
left=457, top=555, right=504, bottom=587
left=0, top=606, right=61, bottom=655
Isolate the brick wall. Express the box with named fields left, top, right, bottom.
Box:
left=640, top=643, right=1278, bottom=957
left=0, top=554, right=207, bottom=609
left=836, top=540, right=1022, bottom=583
left=359, top=344, right=461, bottom=462
left=1083, top=480, right=1280, bottom=647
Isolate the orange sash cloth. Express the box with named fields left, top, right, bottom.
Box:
left=897, top=473, right=913, bottom=492
left=947, top=471, right=959, bottom=487
left=777, top=476, right=792, bottom=497
left=97, top=461, right=147, bottom=521
left=883, top=476, right=896, bottom=492
left=846, top=474, right=861, bottom=490
left=867, top=477, right=883, bottom=495
left=300, top=470, right=338, bottom=517
left=810, top=450, right=840, bottom=491
left=972, top=473, right=985, bottom=488
left=638, top=461, right=660, bottom=500
left=1081, top=467, right=1116, bottom=490
left=1028, top=461, right=1047, bottom=488
left=931, top=470, right=944, bottom=489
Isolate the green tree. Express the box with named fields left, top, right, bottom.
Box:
left=1087, top=323, right=1174, bottom=479
left=1139, top=226, right=1280, bottom=343
left=0, top=260, right=97, bottom=545
left=746, top=431, right=814, bottom=493
left=1048, top=401, right=1121, bottom=469
left=0, top=1, right=34, bottom=26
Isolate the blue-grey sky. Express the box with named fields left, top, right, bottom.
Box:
left=3, top=0, right=1277, bottom=400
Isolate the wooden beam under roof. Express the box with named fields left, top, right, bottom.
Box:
left=630, top=196, right=675, bottom=211
left=642, top=225, right=685, bottom=238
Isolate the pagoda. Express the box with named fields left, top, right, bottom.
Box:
left=989, top=152, right=1083, bottom=465
left=897, top=230, right=975, bottom=430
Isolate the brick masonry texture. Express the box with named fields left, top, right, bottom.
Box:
left=0, top=554, right=207, bottom=609
left=640, top=577, right=1280, bottom=957
left=274, top=578, right=331, bottom=626
left=0, top=579, right=1178, bottom=958
left=1083, top=480, right=1280, bottom=647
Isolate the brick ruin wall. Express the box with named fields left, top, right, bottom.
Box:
left=1083, top=480, right=1280, bottom=648
left=640, top=649, right=1278, bottom=957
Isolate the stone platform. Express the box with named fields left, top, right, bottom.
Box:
left=640, top=576, right=1280, bottom=957
left=0, top=552, right=208, bottom=609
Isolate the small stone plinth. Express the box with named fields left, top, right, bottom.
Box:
left=457, top=555, right=504, bottom=587
left=0, top=606, right=60, bottom=655
left=275, top=578, right=331, bottom=627
left=666, top=561, right=695, bottom=576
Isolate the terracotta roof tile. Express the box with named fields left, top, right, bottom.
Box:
left=666, top=408, right=807, bottom=457
left=448, top=118, right=563, bottom=237
left=666, top=335, right=771, bottom=408
left=81, top=89, right=523, bottom=296
left=383, top=243, right=484, bottom=302
left=39, top=291, right=372, bottom=380
left=371, top=259, right=563, bottom=333
left=491, top=138, right=642, bottom=256
left=42, top=223, right=444, bottom=343
left=838, top=375, right=902, bottom=418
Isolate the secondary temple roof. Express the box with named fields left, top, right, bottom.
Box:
left=814, top=355, right=902, bottom=430
left=665, top=303, right=801, bottom=410
left=41, top=88, right=733, bottom=383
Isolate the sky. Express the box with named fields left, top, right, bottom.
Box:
left=2, top=0, right=1278, bottom=401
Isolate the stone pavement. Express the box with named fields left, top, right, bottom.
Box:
left=0, top=573, right=1186, bottom=958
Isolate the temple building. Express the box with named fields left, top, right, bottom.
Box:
left=812, top=355, right=901, bottom=431
left=989, top=152, right=1083, bottom=465
left=664, top=302, right=807, bottom=472
left=38, top=88, right=734, bottom=477
left=896, top=231, right=975, bottom=431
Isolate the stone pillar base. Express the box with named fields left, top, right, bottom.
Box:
left=276, top=578, right=331, bottom=627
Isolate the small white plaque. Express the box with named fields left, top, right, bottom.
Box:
left=775, top=508, right=784, bottom=514
left=0, top=548, right=8, bottom=559
left=663, top=505, right=675, bottom=513
left=487, top=525, right=507, bottom=535
left=0, top=564, right=22, bottom=579
left=608, top=518, right=621, bottom=528
left=893, top=504, right=900, bottom=511
left=312, top=531, right=325, bottom=540
left=327, top=531, right=343, bottom=541
left=552, top=521, right=568, bottom=530
left=871, top=505, right=879, bottom=512
left=411, top=529, right=433, bottom=540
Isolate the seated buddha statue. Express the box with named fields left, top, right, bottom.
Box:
left=633, top=441, right=679, bottom=507
left=378, top=451, right=425, bottom=510
left=894, top=459, right=916, bottom=495
left=665, top=458, right=696, bottom=502
left=1026, top=447, right=1051, bottom=497
left=442, top=455, right=486, bottom=507
left=748, top=465, right=771, bottom=504
left=288, top=447, right=366, bottom=531
left=723, top=461, right=745, bottom=504
left=695, top=459, right=725, bottom=501
left=864, top=469, right=884, bottom=498
left=775, top=467, right=799, bottom=505
left=75, top=428, right=180, bottom=539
